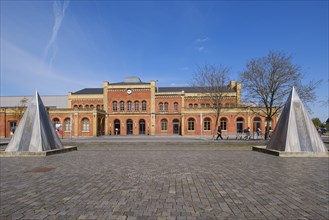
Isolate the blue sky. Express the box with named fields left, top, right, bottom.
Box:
left=1, top=0, right=328, bottom=121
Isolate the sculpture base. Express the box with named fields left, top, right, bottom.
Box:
left=0, top=146, right=77, bottom=157
left=252, top=146, right=329, bottom=157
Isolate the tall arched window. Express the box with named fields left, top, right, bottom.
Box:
left=188, top=118, right=195, bottom=131
left=220, top=118, right=227, bottom=130
left=85, top=105, right=89, bottom=108
left=64, top=118, right=71, bottom=131
left=134, top=101, right=139, bottom=112
left=194, top=104, right=198, bottom=109
left=236, top=117, right=244, bottom=133
left=164, top=102, right=169, bottom=112
left=127, top=101, right=132, bottom=112
left=113, top=101, right=117, bottom=112
left=204, top=118, right=211, bottom=131
left=90, top=105, right=94, bottom=109
left=161, top=119, right=168, bottom=131
left=142, top=101, right=147, bottom=111
left=253, top=117, right=261, bottom=132
left=120, top=101, right=125, bottom=111
left=174, top=102, right=178, bottom=112
left=82, top=118, right=89, bottom=132
left=189, top=104, right=193, bottom=109
left=159, top=102, right=164, bottom=112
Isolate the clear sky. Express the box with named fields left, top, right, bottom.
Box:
left=1, top=0, right=328, bottom=122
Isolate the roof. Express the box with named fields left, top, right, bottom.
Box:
left=72, top=88, right=103, bottom=95
left=0, top=96, right=68, bottom=108
left=158, top=86, right=233, bottom=93
left=109, top=82, right=150, bottom=86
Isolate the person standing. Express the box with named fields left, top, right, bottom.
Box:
left=216, top=126, right=223, bottom=140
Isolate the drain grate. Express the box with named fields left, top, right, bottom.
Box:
left=25, top=167, right=55, bottom=173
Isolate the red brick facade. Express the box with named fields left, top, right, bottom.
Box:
left=0, top=79, right=277, bottom=138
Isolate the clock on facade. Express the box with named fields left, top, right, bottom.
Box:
left=127, top=89, right=132, bottom=95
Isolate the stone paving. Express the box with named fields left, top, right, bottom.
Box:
left=0, top=141, right=328, bottom=219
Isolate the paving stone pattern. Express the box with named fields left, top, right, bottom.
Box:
left=1, top=143, right=328, bottom=219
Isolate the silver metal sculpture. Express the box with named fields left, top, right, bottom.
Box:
left=5, top=91, right=63, bottom=152
left=267, top=87, right=326, bottom=152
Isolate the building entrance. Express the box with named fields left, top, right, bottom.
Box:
left=127, top=119, right=133, bottom=135
left=114, top=119, right=120, bottom=135
left=139, top=119, right=145, bottom=135
left=173, top=119, right=179, bottom=134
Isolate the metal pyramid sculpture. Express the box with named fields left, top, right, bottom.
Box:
left=267, top=87, right=326, bottom=152
left=5, top=91, right=63, bottom=152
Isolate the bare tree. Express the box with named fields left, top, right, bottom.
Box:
left=240, top=50, right=320, bottom=139
left=14, top=97, right=28, bottom=121
left=192, top=64, right=230, bottom=139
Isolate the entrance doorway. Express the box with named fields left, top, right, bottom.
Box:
left=139, top=119, right=145, bottom=135
left=173, top=119, right=179, bottom=134
left=127, top=119, right=133, bottom=135
left=114, top=119, right=120, bottom=135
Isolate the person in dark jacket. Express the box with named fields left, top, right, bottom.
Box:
left=216, top=126, right=223, bottom=140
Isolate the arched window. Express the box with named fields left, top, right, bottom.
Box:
left=201, top=103, right=205, bottom=108
left=164, top=102, right=169, bottom=112
left=90, top=105, right=94, bottom=109
left=134, top=101, right=139, bottom=112
left=64, top=118, right=71, bottom=131
left=73, top=105, right=78, bottom=109
left=113, top=101, right=117, bottom=112
left=85, top=105, right=89, bottom=108
left=174, top=102, right=178, bottom=112
left=225, top=103, right=230, bottom=107
left=120, top=101, right=125, bottom=111
left=82, top=118, right=89, bottom=132
left=161, top=119, right=168, bottom=131
left=194, top=104, right=198, bottom=109
left=127, top=101, right=132, bottom=112
left=159, top=102, right=164, bottom=112
left=204, top=118, right=211, bottom=131
left=189, top=104, right=193, bottom=109
left=220, top=118, right=227, bottom=130
left=236, top=117, right=244, bottom=133
left=97, top=105, right=100, bottom=110
left=52, top=118, right=60, bottom=130
left=78, top=105, right=83, bottom=109
left=206, top=104, right=210, bottom=108
left=188, top=118, right=195, bottom=131
left=142, top=101, right=147, bottom=111
left=253, top=117, right=261, bottom=132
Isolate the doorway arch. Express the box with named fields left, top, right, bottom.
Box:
left=139, top=119, right=145, bottom=135
left=114, top=119, right=120, bottom=135
left=127, top=119, right=133, bottom=135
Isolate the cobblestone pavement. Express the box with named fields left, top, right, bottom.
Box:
left=1, top=142, right=328, bottom=220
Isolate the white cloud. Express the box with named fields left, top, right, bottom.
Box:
left=44, top=0, right=70, bottom=71
left=196, top=46, right=205, bottom=52
left=1, top=39, right=91, bottom=95
left=195, top=37, right=209, bottom=43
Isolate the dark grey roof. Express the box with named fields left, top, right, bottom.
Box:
left=158, top=86, right=233, bottom=93
left=109, top=82, right=150, bottom=86
left=72, top=88, right=103, bottom=95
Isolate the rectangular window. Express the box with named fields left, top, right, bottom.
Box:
left=9, top=121, right=17, bottom=133
left=204, top=121, right=211, bottom=131
left=142, top=101, right=146, bottom=111
left=135, top=102, right=139, bottom=111
left=127, top=102, right=132, bottom=112
left=221, top=121, right=227, bottom=130
left=161, top=120, right=167, bottom=131
left=188, top=121, right=194, bottom=131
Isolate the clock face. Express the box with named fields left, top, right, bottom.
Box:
left=127, top=89, right=132, bottom=95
